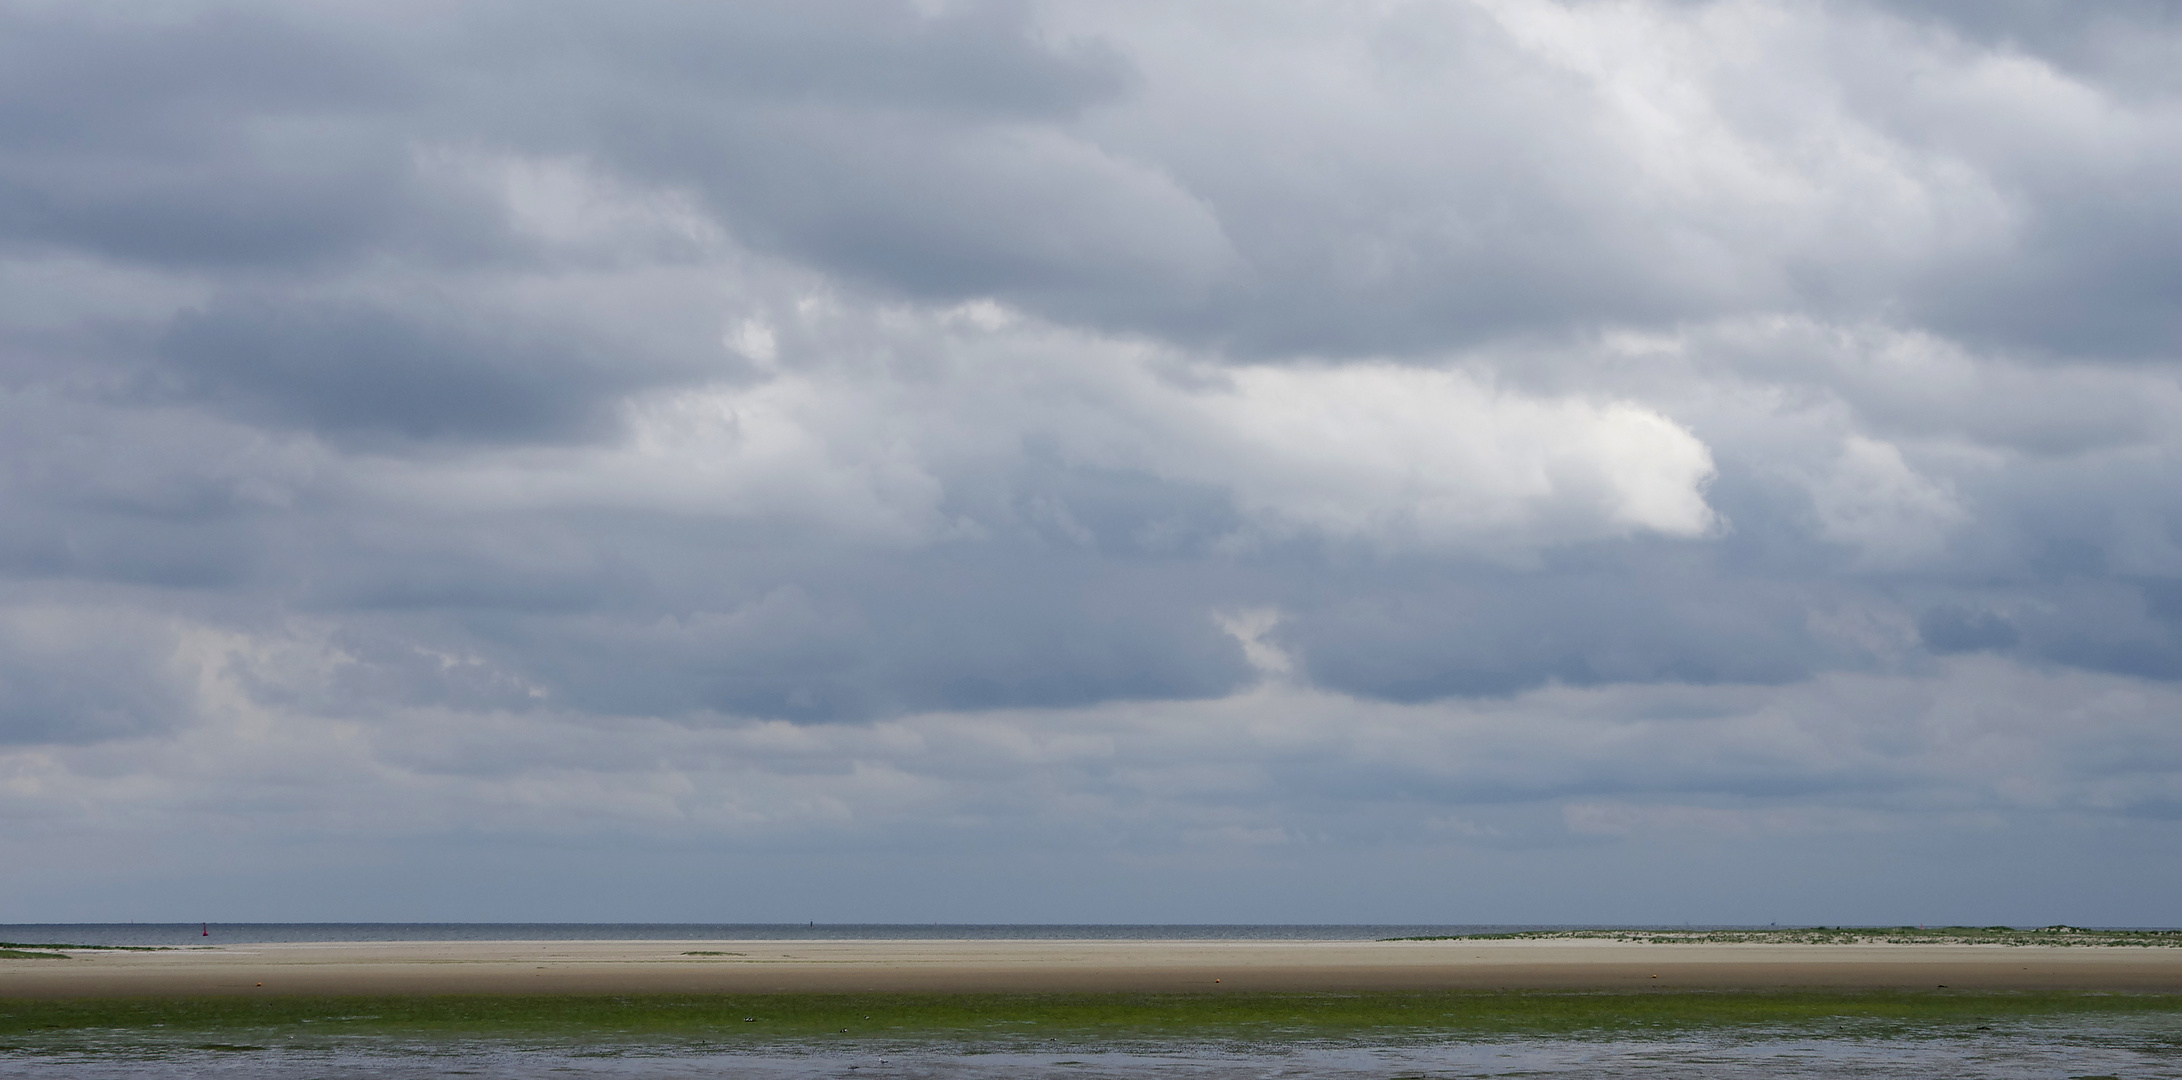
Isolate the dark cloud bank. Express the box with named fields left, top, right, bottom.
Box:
left=1, top=0, right=2180, bottom=923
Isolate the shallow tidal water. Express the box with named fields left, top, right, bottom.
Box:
left=0, top=924, right=1602, bottom=947
left=8, top=1021, right=2180, bottom=1080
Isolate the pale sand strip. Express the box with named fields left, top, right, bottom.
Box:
left=6, top=939, right=2182, bottom=998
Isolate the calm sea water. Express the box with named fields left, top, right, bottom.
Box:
left=5, top=1022, right=2180, bottom=1080
left=0, top=924, right=1740, bottom=947
left=12, top=923, right=2178, bottom=947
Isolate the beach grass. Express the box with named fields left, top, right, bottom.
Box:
left=3, top=990, right=2178, bottom=1045
left=1382, top=926, right=2182, bottom=948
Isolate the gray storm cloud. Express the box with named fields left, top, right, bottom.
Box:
left=2, top=0, right=2180, bottom=923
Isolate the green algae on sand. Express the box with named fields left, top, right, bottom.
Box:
left=4, top=990, right=2179, bottom=1046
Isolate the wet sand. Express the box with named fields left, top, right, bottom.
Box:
left=5, top=938, right=2182, bottom=998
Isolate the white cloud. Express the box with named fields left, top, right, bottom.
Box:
left=1162, top=364, right=1718, bottom=553
left=1215, top=607, right=1292, bottom=679
left=1808, top=436, right=1968, bottom=565
left=416, top=148, right=725, bottom=264
left=354, top=302, right=1719, bottom=556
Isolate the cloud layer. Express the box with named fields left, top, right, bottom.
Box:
left=3, top=0, right=2181, bottom=923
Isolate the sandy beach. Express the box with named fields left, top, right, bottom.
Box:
left=5, top=938, right=2181, bottom=998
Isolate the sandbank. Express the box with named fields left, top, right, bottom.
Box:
left=6, top=938, right=2182, bottom=998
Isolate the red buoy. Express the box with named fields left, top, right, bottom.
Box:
left=202, top=923, right=209, bottom=937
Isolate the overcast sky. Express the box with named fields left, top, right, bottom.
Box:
left=4, top=0, right=2181, bottom=926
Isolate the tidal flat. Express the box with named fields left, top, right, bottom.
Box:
left=2, top=991, right=2179, bottom=1079
left=3, top=988, right=2179, bottom=1043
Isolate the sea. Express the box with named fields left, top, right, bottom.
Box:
left=6, top=1025, right=2179, bottom=1080
left=9, top=922, right=2177, bottom=947
left=4, top=925, right=2178, bottom=1078
left=5, top=923, right=1638, bottom=947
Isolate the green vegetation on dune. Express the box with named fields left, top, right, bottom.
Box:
left=2, top=990, right=2177, bottom=1046
left=1383, top=926, right=2182, bottom=947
